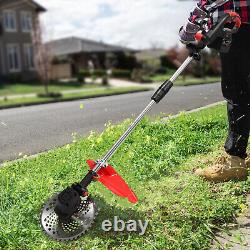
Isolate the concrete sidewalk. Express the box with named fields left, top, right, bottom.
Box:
left=109, top=78, right=158, bottom=89
left=212, top=195, right=250, bottom=249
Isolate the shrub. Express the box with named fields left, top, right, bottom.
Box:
left=77, top=70, right=92, bottom=83
left=112, top=69, right=131, bottom=79
left=131, top=69, right=143, bottom=82
left=140, top=77, right=153, bottom=83
left=115, top=53, right=139, bottom=70
left=5, top=73, right=23, bottom=83
left=37, top=92, right=62, bottom=98
left=102, top=75, right=109, bottom=86
left=77, top=74, right=85, bottom=83
left=160, top=55, right=177, bottom=69
left=131, top=69, right=153, bottom=83
left=93, top=69, right=106, bottom=77
left=79, top=70, right=91, bottom=77
left=154, top=67, right=168, bottom=75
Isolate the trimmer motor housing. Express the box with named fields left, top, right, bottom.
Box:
left=54, top=185, right=82, bottom=221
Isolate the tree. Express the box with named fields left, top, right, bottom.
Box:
left=32, top=15, right=53, bottom=96
left=166, top=46, right=190, bottom=81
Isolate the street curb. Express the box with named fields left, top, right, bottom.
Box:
left=0, top=152, right=44, bottom=168
left=0, top=100, right=226, bottom=168
left=161, top=100, right=226, bottom=121
left=0, top=88, right=151, bottom=110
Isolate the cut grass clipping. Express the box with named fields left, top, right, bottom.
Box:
left=0, top=104, right=250, bottom=250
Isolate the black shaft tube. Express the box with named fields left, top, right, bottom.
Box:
left=151, top=80, right=174, bottom=103
left=80, top=170, right=97, bottom=188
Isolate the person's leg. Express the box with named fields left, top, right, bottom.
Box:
left=195, top=25, right=250, bottom=182
left=224, top=101, right=250, bottom=159
left=220, top=25, right=250, bottom=159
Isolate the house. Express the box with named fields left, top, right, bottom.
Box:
left=135, top=49, right=167, bottom=62
left=47, top=37, right=136, bottom=79
left=0, top=0, right=46, bottom=82
left=135, top=48, right=167, bottom=70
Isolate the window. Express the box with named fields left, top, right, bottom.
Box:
left=21, top=11, right=33, bottom=32
left=24, top=44, right=35, bottom=70
left=3, top=10, right=17, bottom=32
left=7, top=44, right=21, bottom=72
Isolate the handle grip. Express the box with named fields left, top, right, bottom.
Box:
left=226, top=11, right=241, bottom=29
left=195, top=11, right=241, bottom=44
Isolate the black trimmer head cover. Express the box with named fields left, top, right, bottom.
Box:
left=40, top=193, right=98, bottom=241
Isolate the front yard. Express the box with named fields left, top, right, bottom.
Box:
left=0, top=80, right=151, bottom=109
left=0, top=82, right=96, bottom=96
left=0, top=104, right=249, bottom=249
left=150, top=74, right=221, bottom=86
left=0, top=86, right=150, bottom=108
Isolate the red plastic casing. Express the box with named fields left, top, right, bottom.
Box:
left=86, top=160, right=138, bottom=204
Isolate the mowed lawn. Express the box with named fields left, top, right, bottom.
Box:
left=0, top=104, right=249, bottom=250
left=150, top=74, right=221, bottom=86
left=0, top=83, right=98, bottom=96
left=0, top=86, right=150, bottom=108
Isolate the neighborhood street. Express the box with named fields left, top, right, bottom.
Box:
left=0, top=83, right=223, bottom=163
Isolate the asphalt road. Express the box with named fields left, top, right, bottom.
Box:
left=0, top=83, right=223, bottom=163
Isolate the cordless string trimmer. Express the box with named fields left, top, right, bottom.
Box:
left=40, top=10, right=241, bottom=241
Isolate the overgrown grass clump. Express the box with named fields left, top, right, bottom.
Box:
left=0, top=104, right=249, bottom=250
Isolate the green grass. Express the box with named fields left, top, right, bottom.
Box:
left=0, top=87, right=150, bottom=108
left=0, top=104, right=249, bottom=249
left=150, top=74, right=221, bottom=86
left=0, top=83, right=101, bottom=96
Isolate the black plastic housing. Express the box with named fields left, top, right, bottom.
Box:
left=151, top=80, right=173, bottom=103
left=54, top=186, right=81, bottom=220
left=80, top=170, right=97, bottom=187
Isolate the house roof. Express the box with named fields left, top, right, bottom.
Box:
left=0, top=0, right=46, bottom=12
left=29, top=0, right=46, bottom=12
left=47, top=37, right=135, bottom=56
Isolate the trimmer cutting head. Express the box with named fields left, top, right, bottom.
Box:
left=41, top=193, right=98, bottom=241
left=40, top=160, right=138, bottom=241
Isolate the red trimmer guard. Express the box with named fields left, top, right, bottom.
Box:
left=86, top=160, right=138, bottom=204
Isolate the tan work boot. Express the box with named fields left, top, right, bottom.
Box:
left=195, top=155, right=248, bottom=183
